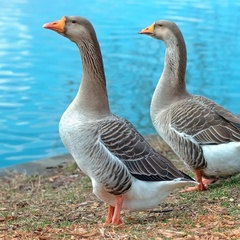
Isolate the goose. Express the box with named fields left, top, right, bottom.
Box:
left=139, top=20, right=240, bottom=191
left=42, top=16, right=196, bottom=225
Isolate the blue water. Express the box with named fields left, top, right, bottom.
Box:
left=1, top=0, right=240, bottom=168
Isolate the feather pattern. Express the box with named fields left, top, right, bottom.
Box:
left=100, top=115, right=191, bottom=181
left=170, top=97, right=240, bottom=144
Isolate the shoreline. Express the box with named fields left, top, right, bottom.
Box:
left=1, top=115, right=239, bottom=176
left=0, top=134, right=170, bottom=176
left=0, top=154, right=75, bottom=176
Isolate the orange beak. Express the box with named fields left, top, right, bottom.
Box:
left=138, top=22, right=155, bottom=35
left=42, top=16, right=66, bottom=33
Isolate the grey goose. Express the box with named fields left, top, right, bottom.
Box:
left=139, top=20, right=240, bottom=191
left=43, top=16, right=196, bottom=224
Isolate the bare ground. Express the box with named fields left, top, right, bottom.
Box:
left=0, top=135, right=239, bottom=239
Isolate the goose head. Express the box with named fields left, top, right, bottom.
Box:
left=139, top=20, right=181, bottom=42
left=43, top=16, right=95, bottom=45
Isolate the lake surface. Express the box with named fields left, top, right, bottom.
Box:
left=1, top=0, right=240, bottom=168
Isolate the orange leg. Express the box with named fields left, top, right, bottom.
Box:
left=105, top=205, right=115, bottom=224
left=180, top=170, right=208, bottom=192
left=111, top=195, right=124, bottom=225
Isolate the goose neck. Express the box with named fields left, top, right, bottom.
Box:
left=74, top=34, right=110, bottom=118
left=151, top=34, right=188, bottom=113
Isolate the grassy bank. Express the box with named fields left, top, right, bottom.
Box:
left=0, top=143, right=239, bottom=239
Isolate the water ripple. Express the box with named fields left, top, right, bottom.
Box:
left=0, top=0, right=240, bottom=168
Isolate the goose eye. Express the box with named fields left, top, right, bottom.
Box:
left=159, top=24, right=163, bottom=27
left=71, top=20, right=76, bottom=24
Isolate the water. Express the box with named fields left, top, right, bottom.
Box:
left=1, top=0, right=240, bottom=168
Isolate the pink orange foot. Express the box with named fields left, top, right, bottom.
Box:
left=112, top=195, right=124, bottom=225
left=180, top=169, right=208, bottom=192
left=105, top=205, right=115, bottom=224
left=202, top=177, right=217, bottom=188
left=180, top=184, right=207, bottom=192
left=105, top=195, right=124, bottom=225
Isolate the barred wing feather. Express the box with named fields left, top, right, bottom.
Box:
left=100, top=115, right=192, bottom=182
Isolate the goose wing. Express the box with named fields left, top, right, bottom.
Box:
left=170, top=97, right=240, bottom=144
left=194, top=96, right=240, bottom=128
left=99, top=115, right=193, bottom=182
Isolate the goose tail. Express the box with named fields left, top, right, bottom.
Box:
left=179, top=171, right=198, bottom=184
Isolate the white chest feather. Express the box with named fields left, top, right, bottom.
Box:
left=59, top=107, right=99, bottom=175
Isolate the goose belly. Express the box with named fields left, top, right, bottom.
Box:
left=92, top=177, right=195, bottom=211
left=202, top=142, right=240, bottom=178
